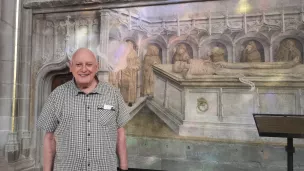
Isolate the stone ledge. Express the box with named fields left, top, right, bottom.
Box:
left=23, top=0, right=209, bottom=9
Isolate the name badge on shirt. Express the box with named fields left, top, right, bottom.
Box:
left=104, top=104, right=115, bottom=111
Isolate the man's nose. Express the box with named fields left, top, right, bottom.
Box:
left=81, top=65, right=88, bottom=72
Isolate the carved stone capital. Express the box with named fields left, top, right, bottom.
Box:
left=100, top=9, right=111, bottom=16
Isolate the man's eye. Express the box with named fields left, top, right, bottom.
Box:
left=76, top=64, right=82, bottom=66
left=87, top=64, right=93, bottom=66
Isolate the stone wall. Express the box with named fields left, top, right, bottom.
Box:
left=0, top=0, right=17, bottom=158
left=127, top=136, right=304, bottom=171
left=125, top=107, right=304, bottom=171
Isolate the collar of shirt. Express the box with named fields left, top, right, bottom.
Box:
left=70, top=77, right=104, bottom=96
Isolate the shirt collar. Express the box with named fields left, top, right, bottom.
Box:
left=71, top=76, right=104, bottom=96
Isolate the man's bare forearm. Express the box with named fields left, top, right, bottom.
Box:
left=117, top=128, right=128, bottom=170
left=43, top=132, right=56, bottom=171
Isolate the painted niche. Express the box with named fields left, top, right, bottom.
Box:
left=240, top=40, right=264, bottom=62
left=274, top=38, right=302, bottom=63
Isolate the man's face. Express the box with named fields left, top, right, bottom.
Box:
left=70, top=49, right=99, bottom=86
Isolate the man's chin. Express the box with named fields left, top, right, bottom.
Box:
left=75, top=79, right=90, bottom=86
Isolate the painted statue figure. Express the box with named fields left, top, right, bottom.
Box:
left=120, top=41, right=141, bottom=106
left=143, top=45, right=162, bottom=96
left=240, top=41, right=262, bottom=62
left=275, top=39, right=301, bottom=62
left=172, top=43, right=191, bottom=73
left=210, top=46, right=226, bottom=62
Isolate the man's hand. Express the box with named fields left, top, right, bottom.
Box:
left=43, top=132, right=56, bottom=171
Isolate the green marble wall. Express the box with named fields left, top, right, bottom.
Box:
left=125, top=107, right=304, bottom=171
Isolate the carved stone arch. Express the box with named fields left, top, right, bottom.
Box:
left=271, top=30, right=304, bottom=63
left=168, top=35, right=199, bottom=63
left=123, top=37, right=138, bottom=51
left=140, top=36, right=166, bottom=63
left=234, top=32, right=270, bottom=45
left=33, top=58, right=69, bottom=166
left=199, top=34, right=233, bottom=62
left=42, top=20, right=55, bottom=64
left=297, top=23, right=304, bottom=31
left=109, top=26, right=122, bottom=41
left=168, top=42, right=194, bottom=64
left=234, top=32, right=270, bottom=62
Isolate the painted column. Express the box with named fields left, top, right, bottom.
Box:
left=99, top=9, right=111, bottom=70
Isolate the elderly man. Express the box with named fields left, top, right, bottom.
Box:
left=37, top=48, right=130, bottom=171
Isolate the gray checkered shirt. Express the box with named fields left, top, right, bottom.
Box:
left=37, top=79, right=131, bottom=171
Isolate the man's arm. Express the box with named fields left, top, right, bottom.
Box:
left=43, top=132, right=56, bottom=171
left=117, top=127, right=128, bottom=170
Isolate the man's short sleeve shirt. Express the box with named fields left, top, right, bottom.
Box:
left=37, top=80, right=131, bottom=171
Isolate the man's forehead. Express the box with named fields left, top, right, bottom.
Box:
left=72, top=49, right=97, bottom=62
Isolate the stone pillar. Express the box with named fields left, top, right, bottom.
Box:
left=18, top=7, right=33, bottom=159
left=0, top=0, right=17, bottom=158
left=99, top=9, right=110, bottom=70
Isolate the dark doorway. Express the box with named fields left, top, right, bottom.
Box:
left=51, top=72, right=73, bottom=91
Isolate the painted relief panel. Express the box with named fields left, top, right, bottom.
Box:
left=42, top=21, right=54, bottom=63
left=91, top=19, right=99, bottom=53
left=185, top=89, right=219, bottom=122
left=55, top=23, right=66, bottom=61
left=259, top=90, right=297, bottom=114
left=154, top=76, right=166, bottom=105
left=77, top=25, right=89, bottom=48
left=167, top=83, right=182, bottom=119
left=221, top=91, right=255, bottom=124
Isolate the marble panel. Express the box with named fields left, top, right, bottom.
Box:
left=160, top=139, right=187, bottom=159
left=128, top=155, right=162, bottom=170
left=222, top=89, right=256, bottom=124
left=222, top=92, right=255, bottom=116
left=154, top=76, right=166, bottom=105
left=167, top=82, right=182, bottom=118
left=138, top=138, right=161, bottom=157
left=258, top=89, right=297, bottom=114
left=185, top=89, right=219, bottom=122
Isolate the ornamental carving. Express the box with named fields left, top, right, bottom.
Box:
left=197, top=97, right=209, bottom=113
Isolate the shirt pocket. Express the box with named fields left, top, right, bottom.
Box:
left=97, top=106, right=117, bottom=127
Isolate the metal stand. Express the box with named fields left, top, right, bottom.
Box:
left=285, top=138, right=295, bottom=171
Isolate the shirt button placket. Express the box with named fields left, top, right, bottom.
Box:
left=86, top=94, right=92, bottom=170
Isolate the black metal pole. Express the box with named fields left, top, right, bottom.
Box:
left=286, top=137, right=295, bottom=171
